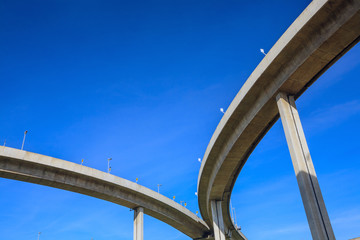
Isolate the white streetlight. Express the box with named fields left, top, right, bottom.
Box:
left=37, top=232, right=41, bottom=240
left=21, top=130, right=28, bottom=150
left=107, top=158, right=112, bottom=173
left=198, top=158, right=201, bottom=163
left=220, top=108, right=225, bottom=114
left=260, top=48, right=267, bottom=56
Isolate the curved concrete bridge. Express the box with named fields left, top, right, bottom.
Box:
left=0, top=146, right=211, bottom=240
left=197, top=0, right=360, bottom=239
left=1, top=0, right=360, bottom=239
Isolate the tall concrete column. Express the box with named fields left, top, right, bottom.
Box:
left=133, top=207, right=144, bottom=240
left=211, top=200, right=226, bottom=240
left=276, top=92, right=335, bottom=240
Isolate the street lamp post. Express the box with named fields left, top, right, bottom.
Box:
left=107, top=158, right=112, bottom=173
left=260, top=48, right=267, bottom=56
left=21, top=130, right=28, bottom=150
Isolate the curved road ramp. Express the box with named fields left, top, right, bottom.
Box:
left=197, top=0, right=360, bottom=240
left=1, top=0, right=360, bottom=240
left=0, top=146, right=211, bottom=240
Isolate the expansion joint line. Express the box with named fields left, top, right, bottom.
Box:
left=287, top=95, right=330, bottom=239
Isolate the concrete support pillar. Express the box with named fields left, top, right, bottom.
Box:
left=133, top=207, right=144, bottom=240
left=211, top=200, right=226, bottom=240
left=276, top=92, right=335, bottom=240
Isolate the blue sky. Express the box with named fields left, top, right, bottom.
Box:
left=0, top=0, right=359, bottom=239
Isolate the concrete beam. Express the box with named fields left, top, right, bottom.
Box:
left=134, top=207, right=144, bottom=240
left=0, top=146, right=210, bottom=239
left=197, top=1, right=360, bottom=238
left=276, top=93, right=335, bottom=240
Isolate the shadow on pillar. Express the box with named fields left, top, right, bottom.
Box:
left=276, top=92, right=335, bottom=240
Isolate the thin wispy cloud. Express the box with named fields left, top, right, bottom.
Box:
left=233, top=175, right=294, bottom=198
left=333, top=211, right=360, bottom=225
left=253, top=99, right=360, bottom=155
left=303, top=100, right=360, bottom=134
left=258, top=222, right=308, bottom=238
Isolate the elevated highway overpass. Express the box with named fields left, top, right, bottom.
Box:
left=197, top=0, right=360, bottom=239
left=1, top=0, right=359, bottom=239
left=0, top=146, right=211, bottom=240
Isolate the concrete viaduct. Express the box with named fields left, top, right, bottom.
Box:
left=1, top=0, right=359, bottom=239
left=0, top=146, right=211, bottom=240
left=197, top=0, right=360, bottom=240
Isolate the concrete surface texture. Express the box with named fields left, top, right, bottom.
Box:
left=197, top=0, right=360, bottom=239
left=134, top=207, right=144, bottom=240
left=211, top=201, right=226, bottom=240
left=0, top=0, right=360, bottom=239
left=0, top=146, right=210, bottom=240
left=276, top=93, right=335, bottom=240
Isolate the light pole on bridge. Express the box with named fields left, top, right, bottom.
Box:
left=21, top=130, right=28, bottom=150
left=107, top=158, right=112, bottom=173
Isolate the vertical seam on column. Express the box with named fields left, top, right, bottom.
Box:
left=216, top=201, right=221, bottom=239
left=287, top=95, right=329, bottom=239
left=213, top=201, right=219, bottom=240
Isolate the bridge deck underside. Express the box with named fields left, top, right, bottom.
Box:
left=197, top=1, right=360, bottom=239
